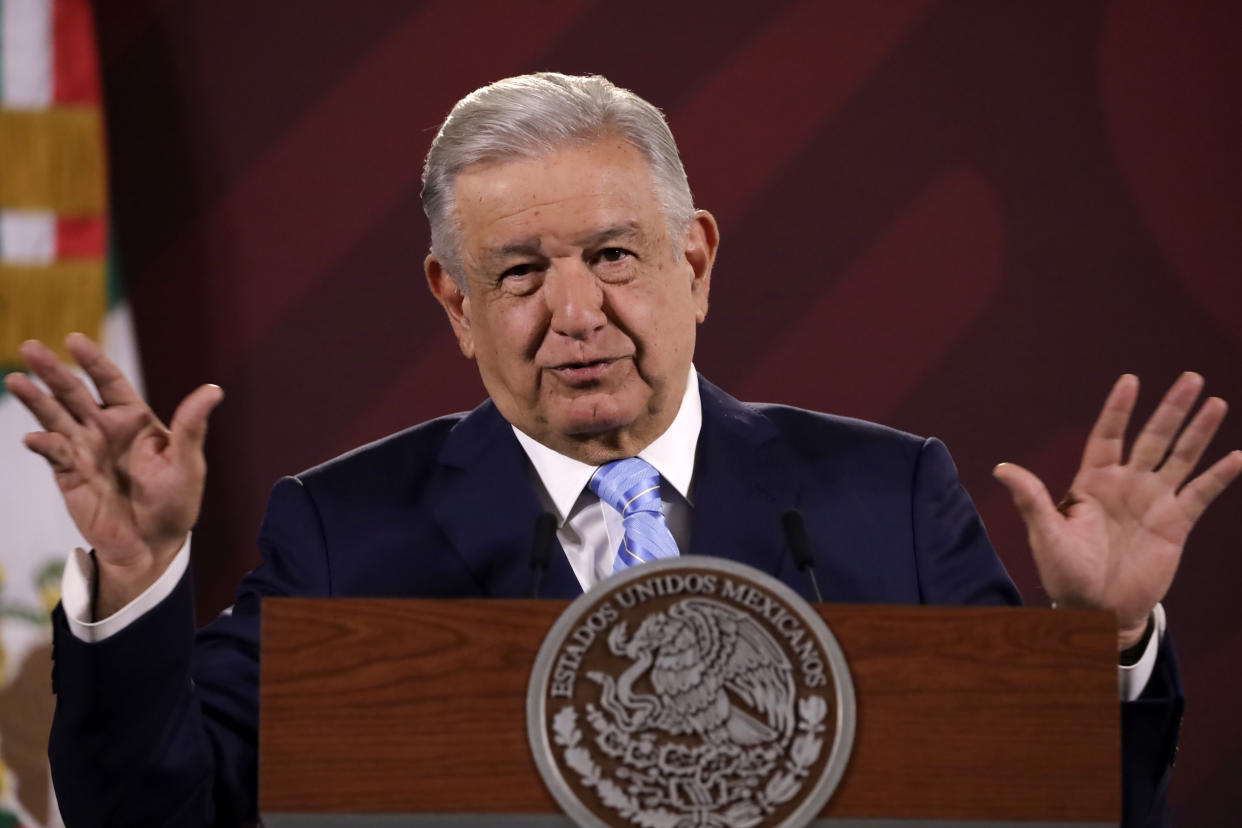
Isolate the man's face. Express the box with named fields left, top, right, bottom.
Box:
left=426, top=137, right=718, bottom=463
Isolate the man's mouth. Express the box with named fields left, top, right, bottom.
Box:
left=548, top=357, right=625, bottom=384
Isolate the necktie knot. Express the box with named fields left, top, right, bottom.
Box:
left=590, top=457, right=679, bottom=573
left=590, top=457, right=663, bottom=517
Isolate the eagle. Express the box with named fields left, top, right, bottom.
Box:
left=589, top=597, right=795, bottom=747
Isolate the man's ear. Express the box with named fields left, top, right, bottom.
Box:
left=425, top=255, right=475, bottom=359
left=684, top=210, right=719, bottom=323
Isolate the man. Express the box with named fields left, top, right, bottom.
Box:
left=6, top=73, right=1239, bottom=827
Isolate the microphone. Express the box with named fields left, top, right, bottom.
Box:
left=529, top=512, right=558, bottom=599
left=781, top=508, right=824, bottom=603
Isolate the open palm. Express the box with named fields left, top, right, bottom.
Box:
left=995, top=373, right=1241, bottom=648
left=5, top=335, right=221, bottom=585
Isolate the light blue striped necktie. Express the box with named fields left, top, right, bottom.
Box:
left=590, top=457, right=680, bottom=573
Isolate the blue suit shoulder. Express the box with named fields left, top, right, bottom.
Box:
left=718, top=392, right=944, bottom=501
left=291, top=410, right=470, bottom=503
left=252, top=402, right=514, bottom=598
left=698, top=377, right=929, bottom=464
left=747, top=400, right=928, bottom=458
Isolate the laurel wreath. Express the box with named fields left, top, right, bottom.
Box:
left=754, top=695, right=828, bottom=817
left=552, top=694, right=828, bottom=828
left=553, top=706, right=675, bottom=827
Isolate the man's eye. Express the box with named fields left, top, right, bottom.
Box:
left=595, top=248, right=633, bottom=264
left=501, top=263, right=537, bottom=279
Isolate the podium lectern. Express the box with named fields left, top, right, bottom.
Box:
left=260, top=599, right=1119, bottom=827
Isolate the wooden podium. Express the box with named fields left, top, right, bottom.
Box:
left=260, top=599, right=1120, bottom=826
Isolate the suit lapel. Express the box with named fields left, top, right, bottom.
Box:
left=690, top=378, right=798, bottom=577
left=431, top=401, right=581, bottom=599
left=431, top=379, right=798, bottom=596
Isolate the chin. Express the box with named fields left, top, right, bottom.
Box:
left=550, top=397, right=643, bottom=438
left=556, top=411, right=636, bottom=437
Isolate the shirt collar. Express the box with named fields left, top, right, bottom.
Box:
left=512, top=366, right=702, bottom=524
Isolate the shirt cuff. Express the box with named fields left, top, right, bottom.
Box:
left=1118, top=602, right=1166, bottom=702
left=60, top=536, right=192, bottom=643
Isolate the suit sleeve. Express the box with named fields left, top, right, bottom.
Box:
left=1120, top=632, right=1183, bottom=827
left=48, top=476, right=331, bottom=828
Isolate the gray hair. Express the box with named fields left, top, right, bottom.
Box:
left=421, top=72, right=695, bottom=289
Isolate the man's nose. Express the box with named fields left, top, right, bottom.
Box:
left=544, top=260, right=606, bottom=339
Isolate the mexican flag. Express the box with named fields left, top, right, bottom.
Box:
left=0, top=1, right=141, bottom=825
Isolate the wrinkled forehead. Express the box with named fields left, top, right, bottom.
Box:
left=451, top=139, right=668, bottom=252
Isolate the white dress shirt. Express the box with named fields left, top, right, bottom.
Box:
left=59, top=364, right=1161, bottom=700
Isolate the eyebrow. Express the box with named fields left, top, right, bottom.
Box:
left=479, top=223, right=645, bottom=263
left=574, top=222, right=643, bottom=249
left=483, top=239, right=544, bottom=261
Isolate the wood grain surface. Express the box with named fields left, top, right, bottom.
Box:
left=260, top=599, right=1118, bottom=821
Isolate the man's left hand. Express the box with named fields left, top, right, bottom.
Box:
left=993, top=373, right=1242, bottom=651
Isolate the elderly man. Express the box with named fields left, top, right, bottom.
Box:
left=6, top=73, right=1239, bottom=828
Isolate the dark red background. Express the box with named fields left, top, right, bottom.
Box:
left=95, top=1, right=1240, bottom=821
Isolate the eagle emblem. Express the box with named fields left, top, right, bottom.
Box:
left=529, top=558, right=854, bottom=828
left=589, top=598, right=796, bottom=749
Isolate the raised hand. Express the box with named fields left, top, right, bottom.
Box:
left=4, top=334, right=222, bottom=615
left=993, top=373, right=1242, bottom=650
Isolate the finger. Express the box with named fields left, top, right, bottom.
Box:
left=169, top=384, right=224, bottom=460
left=19, top=339, right=102, bottom=424
left=1158, top=397, right=1228, bottom=486
left=1177, top=449, right=1242, bottom=524
left=1081, top=374, right=1139, bottom=469
left=1129, top=372, right=1204, bottom=471
left=993, top=461, right=1060, bottom=527
left=4, top=371, right=83, bottom=436
left=23, top=430, right=76, bottom=473
left=64, top=332, right=143, bottom=407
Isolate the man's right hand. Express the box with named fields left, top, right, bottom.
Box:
left=4, top=334, right=222, bottom=618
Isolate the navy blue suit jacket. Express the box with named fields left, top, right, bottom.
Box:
left=48, top=378, right=1181, bottom=827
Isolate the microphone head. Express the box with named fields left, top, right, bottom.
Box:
left=530, top=512, right=558, bottom=569
left=781, top=508, right=815, bottom=569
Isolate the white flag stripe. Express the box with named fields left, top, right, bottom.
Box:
left=0, top=209, right=57, bottom=263
left=1, top=0, right=54, bottom=108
